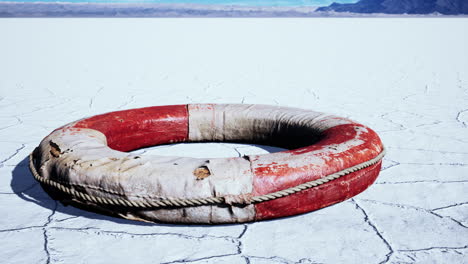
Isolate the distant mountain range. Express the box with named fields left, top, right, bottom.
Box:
left=317, top=0, right=468, bottom=14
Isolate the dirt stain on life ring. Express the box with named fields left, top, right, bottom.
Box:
left=194, top=166, right=211, bottom=180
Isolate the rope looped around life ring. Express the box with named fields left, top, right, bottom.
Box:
left=29, top=147, right=385, bottom=208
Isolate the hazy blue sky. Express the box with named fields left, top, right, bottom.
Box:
left=0, top=0, right=359, bottom=6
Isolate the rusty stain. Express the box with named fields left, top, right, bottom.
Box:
left=194, top=166, right=211, bottom=180
left=49, top=141, right=62, bottom=157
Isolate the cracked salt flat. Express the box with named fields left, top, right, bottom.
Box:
left=1, top=18, right=467, bottom=263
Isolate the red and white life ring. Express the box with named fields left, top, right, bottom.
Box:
left=30, top=104, right=384, bottom=224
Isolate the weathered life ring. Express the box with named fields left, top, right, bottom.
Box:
left=30, top=104, right=384, bottom=224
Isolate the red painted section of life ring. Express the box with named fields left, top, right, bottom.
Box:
left=72, top=105, right=189, bottom=152
left=254, top=163, right=381, bottom=220
left=251, top=123, right=383, bottom=220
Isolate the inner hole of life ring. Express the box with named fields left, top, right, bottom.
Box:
left=129, top=142, right=286, bottom=159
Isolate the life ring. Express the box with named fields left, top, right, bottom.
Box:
left=30, top=104, right=384, bottom=224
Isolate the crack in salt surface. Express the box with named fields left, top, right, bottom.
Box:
left=235, top=224, right=249, bottom=261
left=421, top=131, right=468, bottom=144
left=376, top=180, right=468, bottom=185
left=431, top=211, right=468, bottom=228
left=358, top=199, right=441, bottom=215
left=0, top=144, right=25, bottom=168
left=415, top=120, right=442, bottom=127
left=160, top=253, right=241, bottom=264
left=238, top=224, right=248, bottom=239
left=402, top=93, right=417, bottom=101
left=379, top=112, right=407, bottom=132
left=88, top=87, right=104, bottom=109
left=381, top=159, right=400, bottom=171
left=456, top=109, right=468, bottom=128
left=386, top=146, right=468, bottom=155
left=0, top=182, right=37, bottom=195
left=117, top=95, right=136, bottom=110
left=244, top=255, right=294, bottom=264
left=43, top=201, right=57, bottom=264
left=44, top=88, right=55, bottom=96
left=352, top=199, right=394, bottom=264
left=305, top=88, right=320, bottom=100
left=432, top=202, right=468, bottom=211
left=18, top=99, right=72, bottom=117
left=0, top=116, right=23, bottom=131
left=48, top=226, right=243, bottom=241
left=396, top=162, right=468, bottom=167
left=0, top=226, right=45, bottom=233
left=53, top=216, right=80, bottom=223
left=398, top=245, right=468, bottom=252
left=358, top=199, right=468, bottom=229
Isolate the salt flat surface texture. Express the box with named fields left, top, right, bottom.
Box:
left=0, top=18, right=467, bottom=263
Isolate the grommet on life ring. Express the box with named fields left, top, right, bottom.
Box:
left=30, top=104, right=385, bottom=224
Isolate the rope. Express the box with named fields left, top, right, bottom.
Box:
left=29, top=147, right=385, bottom=208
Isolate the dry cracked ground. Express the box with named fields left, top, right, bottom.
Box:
left=1, top=18, right=467, bottom=263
